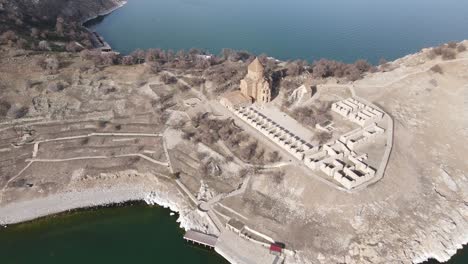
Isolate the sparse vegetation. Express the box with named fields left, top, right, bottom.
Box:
left=311, top=59, right=372, bottom=81
left=428, top=43, right=459, bottom=60
left=313, top=131, right=333, bottom=144
left=430, top=65, right=443, bottom=74
left=160, top=73, right=178, bottom=85
left=290, top=102, right=332, bottom=128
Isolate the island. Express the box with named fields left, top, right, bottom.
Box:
left=0, top=0, right=467, bottom=263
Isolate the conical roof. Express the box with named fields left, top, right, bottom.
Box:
left=248, top=57, right=264, bottom=73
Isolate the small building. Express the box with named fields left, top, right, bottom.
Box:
left=269, top=243, right=283, bottom=256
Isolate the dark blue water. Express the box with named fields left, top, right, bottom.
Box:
left=0, top=204, right=228, bottom=264
left=86, top=0, right=468, bottom=63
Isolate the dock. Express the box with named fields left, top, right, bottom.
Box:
left=91, top=32, right=112, bottom=52
left=183, top=230, right=218, bottom=248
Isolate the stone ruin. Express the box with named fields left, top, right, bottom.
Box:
left=225, top=96, right=387, bottom=190
left=332, top=98, right=384, bottom=126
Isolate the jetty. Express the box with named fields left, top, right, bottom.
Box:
left=183, top=230, right=218, bottom=248
left=91, top=32, right=112, bottom=52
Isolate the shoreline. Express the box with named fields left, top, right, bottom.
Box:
left=80, top=0, right=128, bottom=50
left=0, top=185, right=149, bottom=226
left=79, top=0, right=128, bottom=25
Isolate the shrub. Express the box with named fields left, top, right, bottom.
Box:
left=268, top=151, right=281, bottom=163
left=6, top=104, right=28, bottom=119
left=286, top=60, right=305, bottom=76
left=314, top=131, right=333, bottom=144
left=177, top=83, right=190, bottom=92
left=433, top=47, right=443, bottom=56
left=457, top=44, right=467, bottom=52
left=272, top=170, right=285, bottom=184
left=430, top=65, right=443, bottom=74
left=185, top=77, right=205, bottom=87
left=240, top=141, right=258, bottom=161
left=44, top=57, right=60, bottom=74
left=0, top=30, right=17, bottom=43
left=441, top=49, right=456, bottom=60
left=147, top=61, right=161, bottom=74
left=354, top=59, right=372, bottom=73
left=160, top=73, right=177, bottom=84
left=38, top=40, right=51, bottom=51
left=47, top=81, right=65, bottom=92
left=0, top=100, right=11, bottom=117
left=447, top=42, right=457, bottom=49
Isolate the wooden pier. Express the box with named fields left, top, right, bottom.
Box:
left=183, top=230, right=218, bottom=248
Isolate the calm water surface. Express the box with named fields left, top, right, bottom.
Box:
left=86, top=0, right=468, bottom=63
left=0, top=204, right=228, bottom=264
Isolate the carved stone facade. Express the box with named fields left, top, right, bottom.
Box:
left=240, top=58, right=271, bottom=104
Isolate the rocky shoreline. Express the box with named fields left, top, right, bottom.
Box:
left=79, top=0, right=128, bottom=25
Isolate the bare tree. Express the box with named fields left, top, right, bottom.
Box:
left=0, top=30, right=17, bottom=44
left=121, top=55, right=136, bottom=65
left=45, top=57, right=60, bottom=74
left=56, top=16, right=65, bottom=36
left=130, top=49, right=146, bottom=64
left=31, top=28, right=40, bottom=38
left=38, top=40, right=51, bottom=51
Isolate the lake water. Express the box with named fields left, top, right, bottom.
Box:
left=1, top=204, right=465, bottom=264
left=0, top=204, right=228, bottom=264
left=85, top=0, right=468, bottom=63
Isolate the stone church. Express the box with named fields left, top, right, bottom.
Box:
left=240, top=58, right=271, bottom=103
left=219, top=57, right=272, bottom=110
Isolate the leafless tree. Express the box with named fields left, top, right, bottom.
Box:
left=56, top=16, right=65, bottom=36
left=15, top=38, right=27, bottom=49
left=121, top=55, right=136, bottom=65
left=130, top=49, right=146, bottom=64
left=31, top=28, right=40, bottom=38
left=0, top=30, right=17, bottom=44
left=38, top=40, right=51, bottom=51
left=45, top=57, right=60, bottom=74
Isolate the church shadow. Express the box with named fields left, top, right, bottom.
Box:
left=270, top=69, right=286, bottom=101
